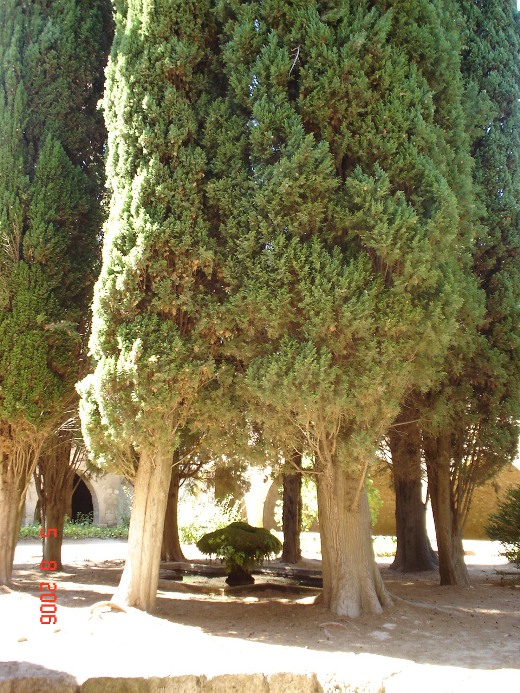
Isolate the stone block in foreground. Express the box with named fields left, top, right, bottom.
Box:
left=268, top=673, right=320, bottom=692
left=204, top=673, right=268, bottom=692
left=0, top=662, right=79, bottom=693
left=81, top=676, right=204, bottom=693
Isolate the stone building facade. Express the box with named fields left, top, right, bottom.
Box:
left=22, top=460, right=132, bottom=528
left=22, top=454, right=519, bottom=539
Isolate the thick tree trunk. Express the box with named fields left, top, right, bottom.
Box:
left=37, top=432, right=75, bottom=570
left=161, top=462, right=184, bottom=562
left=0, top=468, right=23, bottom=586
left=317, top=462, right=392, bottom=618
left=388, top=414, right=437, bottom=572
left=425, top=434, right=470, bottom=587
left=113, top=449, right=172, bottom=611
left=42, top=497, right=68, bottom=570
left=0, top=439, right=39, bottom=586
left=281, top=452, right=302, bottom=564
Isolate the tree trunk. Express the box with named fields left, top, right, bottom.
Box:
left=281, top=452, right=302, bottom=564
left=0, top=466, right=23, bottom=586
left=161, top=461, right=184, bottom=562
left=0, top=439, right=39, bottom=586
left=425, top=434, right=470, bottom=586
left=317, top=461, right=392, bottom=618
left=113, top=449, right=172, bottom=611
left=41, top=496, right=68, bottom=570
left=33, top=498, right=42, bottom=525
left=388, top=413, right=437, bottom=572
left=37, top=432, right=76, bottom=570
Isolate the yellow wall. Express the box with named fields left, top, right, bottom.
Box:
left=370, top=462, right=520, bottom=539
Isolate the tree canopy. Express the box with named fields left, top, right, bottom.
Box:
left=199, top=0, right=477, bottom=616
left=0, top=0, right=110, bottom=585
left=73, top=0, right=520, bottom=616
left=78, top=0, right=232, bottom=610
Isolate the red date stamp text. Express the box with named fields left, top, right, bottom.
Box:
left=39, top=527, right=58, bottom=625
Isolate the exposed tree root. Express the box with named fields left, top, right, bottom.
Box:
left=88, top=601, right=128, bottom=619
left=389, top=591, right=482, bottom=616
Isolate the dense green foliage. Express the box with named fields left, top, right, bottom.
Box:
left=79, top=0, right=226, bottom=468
left=486, top=486, right=520, bottom=567
left=69, top=0, right=517, bottom=611
left=209, top=0, right=473, bottom=481
left=454, top=0, right=520, bottom=479
left=422, top=0, right=520, bottom=507
left=0, top=0, right=110, bottom=436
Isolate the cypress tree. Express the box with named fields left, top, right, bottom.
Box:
left=78, top=0, right=223, bottom=611
left=0, top=0, right=110, bottom=585
left=422, top=0, right=520, bottom=586
left=0, top=0, right=30, bottom=585
left=382, top=0, right=480, bottom=574
left=29, top=0, right=112, bottom=570
left=212, top=0, right=471, bottom=616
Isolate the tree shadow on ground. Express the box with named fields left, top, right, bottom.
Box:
left=10, top=557, right=520, bottom=673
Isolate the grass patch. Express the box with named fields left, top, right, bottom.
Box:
left=19, top=517, right=129, bottom=540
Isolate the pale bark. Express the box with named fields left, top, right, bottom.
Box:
left=113, top=448, right=172, bottom=611
left=0, top=470, right=23, bottom=585
left=161, top=461, right=185, bottom=562
left=388, top=413, right=437, bottom=572
left=0, top=437, right=40, bottom=586
left=425, top=434, right=470, bottom=587
left=281, top=452, right=302, bottom=564
left=317, top=462, right=392, bottom=618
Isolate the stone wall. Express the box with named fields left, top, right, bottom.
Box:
left=464, top=463, right=520, bottom=539
left=371, top=463, right=398, bottom=537
left=22, top=450, right=519, bottom=538
left=22, top=460, right=132, bottom=528
left=371, top=462, right=520, bottom=539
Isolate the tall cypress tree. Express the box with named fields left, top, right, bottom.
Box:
left=78, top=0, right=223, bottom=611
left=0, top=0, right=110, bottom=585
left=0, top=0, right=31, bottom=585
left=382, top=0, right=481, bottom=574
left=422, top=0, right=520, bottom=586
left=211, top=0, right=471, bottom=616
left=29, top=0, right=112, bottom=570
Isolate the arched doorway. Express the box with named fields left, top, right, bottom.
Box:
left=71, top=473, right=94, bottom=522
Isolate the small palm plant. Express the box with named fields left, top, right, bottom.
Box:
left=196, top=521, right=282, bottom=585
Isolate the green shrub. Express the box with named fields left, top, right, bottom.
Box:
left=71, top=512, right=94, bottom=526
left=196, top=521, right=282, bottom=584
left=19, top=520, right=129, bottom=540
left=485, top=485, right=520, bottom=568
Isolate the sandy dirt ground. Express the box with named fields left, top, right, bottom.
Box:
left=1, top=537, right=519, bottom=690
